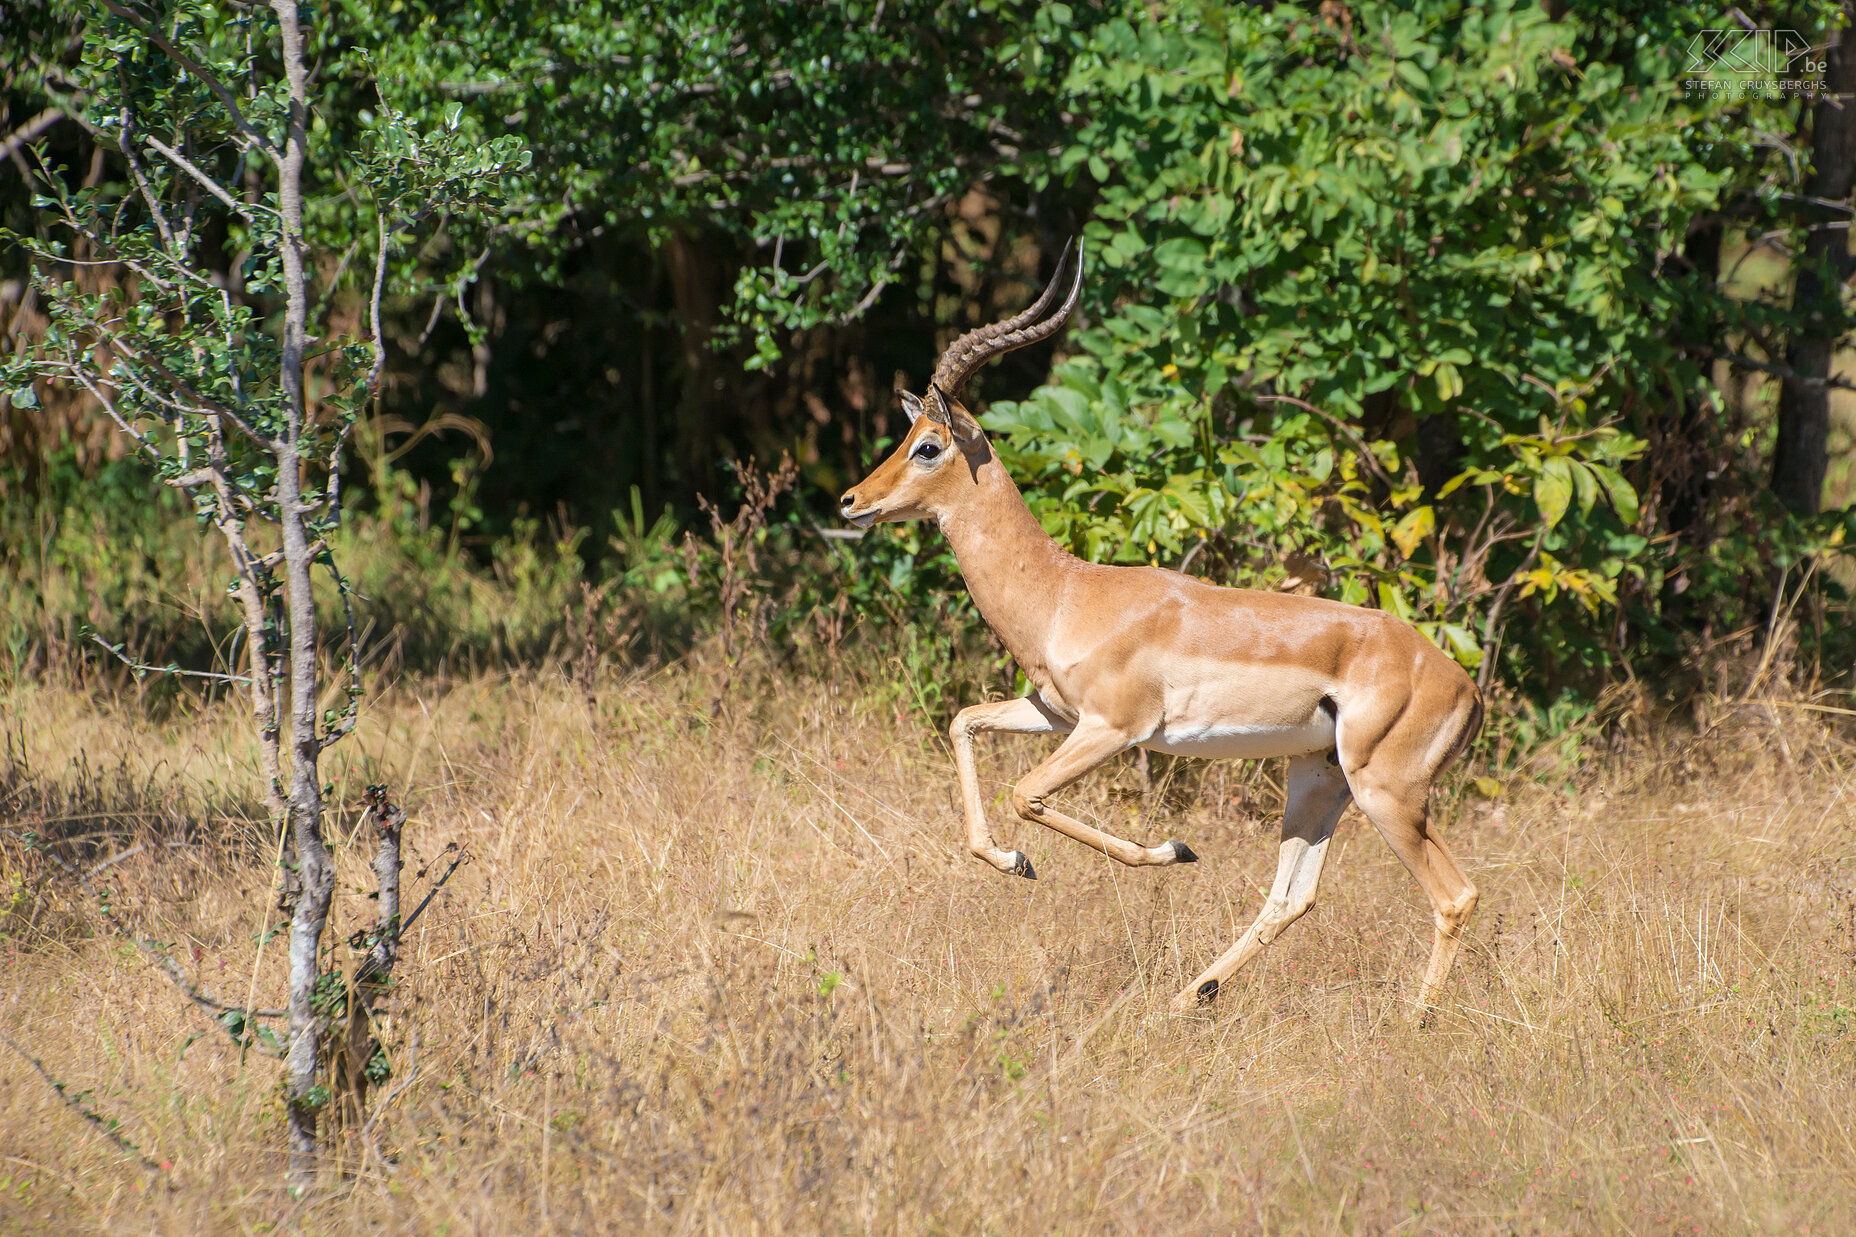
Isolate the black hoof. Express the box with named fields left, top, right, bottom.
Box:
left=1009, top=851, right=1037, bottom=880
left=1170, top=840, right=1199, bottom=864
left=1196, top=978, right=1220, bottom=1003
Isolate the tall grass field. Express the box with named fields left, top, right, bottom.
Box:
left=1, top=657, right=1852, bottom=1234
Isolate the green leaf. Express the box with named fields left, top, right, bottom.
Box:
left=1571, top=459, right=1598, bottom=516
left=1436, top=623, right=1483, bottom=669
left=1153, top=237, right=1207, bottom=272
left=1377, top=580, right=1414, bottom=620
left=1535, top=457, right=1573, bottom=530
left=1390, top=506, right=1435, bottom=559
left=1588, top=464, right=1639, bottom=525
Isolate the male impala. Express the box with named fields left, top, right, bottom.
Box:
left=840, top=241, right=1484, bottom=1012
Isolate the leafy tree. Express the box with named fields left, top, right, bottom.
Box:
left=2, top=0, right=1852, bottom=711
left=326, top=0, right=1099, bottom=497
left=981, top=0, right=1853, bottom=692
left=1773, top=1, right=1856, bottom=514
left=1, top=0, right=523, bottom=1181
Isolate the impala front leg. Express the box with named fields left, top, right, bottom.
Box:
left=950, top=694, right=1073, bottom=879
left=1012, top=720, right=1200, bottom=869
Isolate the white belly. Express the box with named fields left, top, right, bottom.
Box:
left=1140, top=712, right=1336, bottom=760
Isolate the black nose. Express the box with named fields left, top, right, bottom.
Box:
left=840, top=492, right=855, bottom=511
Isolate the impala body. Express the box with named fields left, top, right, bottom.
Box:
left=841, top=242, right=1482, bottom=1012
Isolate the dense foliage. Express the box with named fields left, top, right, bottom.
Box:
left=3, top=0, right=1853, bottom=706
left=987, top=0, right=1856, bottom=688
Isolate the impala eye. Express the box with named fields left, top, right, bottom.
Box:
left=912, top=441, right=942, bottom=461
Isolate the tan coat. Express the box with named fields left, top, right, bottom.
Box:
left=840, top=247, right=1481, bottom=1013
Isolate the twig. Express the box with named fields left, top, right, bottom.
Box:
left=1178, top=536, right=1208, bottom=576
left=353, top=846, right=465, bottom=986
left=1, top=826, right=81, bottom=879
left=841, top=278, right=889, bottom=322
left=0, top=1032, right=166, bottom=1172
left=0, top=108, right=62, bottom=162
left=134, top=939, right=289, bottom=1026
left=359, top=1026, right=419, bottom=1144
left=107, top=339, right=274, bottom=447
left=1477, top=524, right=1549, bottom=694
left=415, top=288, right=446, bottom=347
left=139, top=133, right=268, bottom=223
left=44, top=831, right=289, bottom=1037
left=114, top=95, right=178, bottom=256
left=1251, top=394, right=1395, bottom=486
left=83, top=841, right=195, bottom=880
left=89, top=634, right=252, bottom=685
left=394, top=849, right=465, bottom=938
left=1709, top=349, right=1856, bottom=392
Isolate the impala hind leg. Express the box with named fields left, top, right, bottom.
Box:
left=1010, top=721, right=1199, bottom=869
left=1347, top=773, right=1478, bottom=1012
left=1173, top=754, right=1351, bottom=1011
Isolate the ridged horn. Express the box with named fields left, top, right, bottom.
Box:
left=929, top=237, right=1084, bottom=402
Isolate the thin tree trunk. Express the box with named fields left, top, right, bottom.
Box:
left=1774, top=7, right=1856, bottom=514
left=640, top=257, right=661, bottom=515
left=336, top=789, right=404, bottom=1125
left=664, top=230, right=723, bottom=494
left=270, top=0, right=335, bottom=1187
left=1663, top=218, right=1723, bottom=536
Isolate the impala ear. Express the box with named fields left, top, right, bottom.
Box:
left=931, top=383, right=984, bottom=444
left=899, top=389, right=927, bottom=425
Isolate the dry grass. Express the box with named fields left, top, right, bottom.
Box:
left=1, top=659, right=1854, bottom=1235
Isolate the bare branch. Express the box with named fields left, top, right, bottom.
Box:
left=391, top=845, right=467, bottom=947
left=110, top=78, right=185, bottom=257
left=89, top=633, right=252, bottom=685
left=1478, top=525, right=1549, bottom=695
left=0, top=108, right=62, bottom=162
left=133, top=938, right=287, bottom=1025
left=0, top=1032, right=166, bottom=1172
left=367, top=223, right=392, bottom=384
left=415, top=288, right=446, bottom=347
left=258, top=538, right=326, bottom=572
left=317, top=557, right=363, bottom=753
left=1709, top=348, right=1856, bottom=392
left=109, top=338, right=276, bottom=448
left=841, top=278, right=889, bottom=322
left=359, top=1026, right=419, bottom=1141
left=71, top=370, right=165, bottom=463
left=140, top=133, right=271, bottom=223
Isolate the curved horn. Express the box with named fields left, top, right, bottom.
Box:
left=930, top=237, right=1085, bottom=400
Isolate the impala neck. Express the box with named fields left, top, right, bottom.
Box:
left=933, top=444, right=1076, bottom=671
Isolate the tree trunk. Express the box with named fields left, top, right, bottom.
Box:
left=270, top=0, right=336, bottom=1188
left=1773, top=7, right=1856, bottom=514
left=334, top=789, right=405, bottom=1126
left=664, top=230, right=725, bottom=494
left=1665, top=217, right=1724, bottom=542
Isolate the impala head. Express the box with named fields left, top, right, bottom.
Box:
left=840, top=239, right=1084, bottom=527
